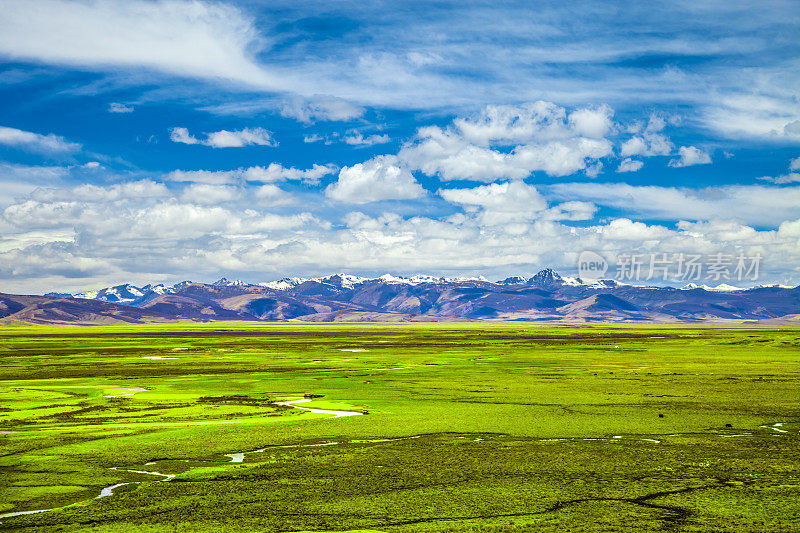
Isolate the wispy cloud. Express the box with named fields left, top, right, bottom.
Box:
left=548, top=182, right=800, bottom=226
left=279, top=95, right=365, bottom=123
left=0, top=126, right=81, bottom=155
left=169, top=127, right=277, bottom=148
left=757, top=157, right=800, bottom=184
left=0, top=0, right=279, bottom=88
left=108, top=102, right=133, bottom=113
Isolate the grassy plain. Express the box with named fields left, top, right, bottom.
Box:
left=0, top=322, right=798, bottom=531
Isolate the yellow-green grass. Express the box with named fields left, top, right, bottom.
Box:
left=0, top=323, right=798, bottom=531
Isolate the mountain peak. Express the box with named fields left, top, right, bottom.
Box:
left=529, top=269, right=564, bottom=290
left=213, top=278, right=246, bottom=287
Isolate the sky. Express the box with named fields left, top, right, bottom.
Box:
left=0, top=0, right=799, bottom=293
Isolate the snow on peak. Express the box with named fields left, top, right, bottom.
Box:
left=681, top=283, right=744, bottom=292
left=259, top=277, right=307, bottom=290
left=317, top=273, right=368, bottom=288
left=214, top=278, right=247, bottom=286
left=704, top=283, right=745, bottom=292
left=74, top=290, right=99, bottom=300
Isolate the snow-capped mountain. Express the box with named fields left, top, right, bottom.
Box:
left=47, top=281, right=193, bottom=306
left=73, top=284, right=144, bottom=304
left=30, top=270, right=797, bottom=324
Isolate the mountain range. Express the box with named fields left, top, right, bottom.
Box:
left=1, top=269, right=797, bottom=325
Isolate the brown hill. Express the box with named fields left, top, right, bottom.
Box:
left=0, top=293, right=173, bottom=325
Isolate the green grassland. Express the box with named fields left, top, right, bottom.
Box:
left=0, top=323, right=798, bottom=531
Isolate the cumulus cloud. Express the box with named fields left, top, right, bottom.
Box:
left=108, top=102, right=133, bottom=113
left=2, top=183, right=799, bottom=291
left=325, top=155, right=425, bottom=204
left=668, top=145, right=712, bottom=168
left=254, top=184, right=293, bottom=206
left=619, top=132, right=673, bottom=157
left=0, top=163, right=72, bottom=208
left=397, top=101, right=614, bottom=181
left=540, top=201, right=597, bottom=221
left=617, top=158, right=643, bottom=173
left=343, top=132, right=391, bottom=146
left=180, top=184, right=241, bottom=204
left=1, top=195, right=323, bottom=258
left=453, top=101, right=612, bottom=146
left=0, top=125, right=81, bottom=155
left=244, top=163, right=337, bottom=185
left=568, top=104, right=615, bottom=138
left=167, top=163, right=336, bottom=185
left=439, top=181, right=547, bottom=224
left=169, top=127, right=277, bottom=148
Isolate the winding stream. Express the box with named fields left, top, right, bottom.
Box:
left=273, top=396, right=364, bottom=418
left=1, top=396, right=362, bottom=520
left=2, top=396, right=791, bottom=523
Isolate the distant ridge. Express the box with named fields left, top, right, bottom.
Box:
left=9, top=269, right=796, bottom=325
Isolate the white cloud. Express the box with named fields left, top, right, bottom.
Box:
left=2, top=186, right=799, bottom=291
left=568, top=104, right=615, bottom=138
left=167, top=169, right=238, bottom=185
left=619, top=132, right=673, bottom=157
left=0, top=0, right=796, bottom=133
left=169, top=127, right=277, bottom=148
left=668, top=145, right=712, bottom=168
left=617, top=158, right=643, bottom=173
left=108, top=102, right=133, bottom=113
left=0, top=125, right=81, bottom=155
left=397, top=101, right=614, bottom=181
left=0, top=163, right=71, bottom=208
left=180, top=184, right=240, bottom=204
left=760, top=173, right=800, bottom=185
left=343, top=132, right=391, bottom=146
left=452, top=101, right=610, bottom=146
left=703, top=94, right=800, bottom=142
left=31, top=180, right=169, bottom=203
left=757, top=157, right=800, bottom=184
left=242, top=163, right=337, bottom=185
left=304, top=134, right=324, bottom=143
left=513, top=138, right=612, bottom=177
left=439, top=181, right=547, bottom=224
left=169, top=127, right=200, bottom=145
left=325, top=155, right=425, bottom=204
left=399, top=127, right=528, bottom=181
left=279, top=95, right=365, bottom=123
left=167, top=163, right=336, bottom=185
left=540, top=201, right=597, bottom=221
left=548, top=182, right=800, bottom=226
left=253, top=184, right=294, bottom=206
left=0, top=0, right=279, bottom=89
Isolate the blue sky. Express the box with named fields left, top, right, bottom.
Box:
left=0, top=0, right=798, bottom=292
